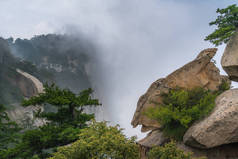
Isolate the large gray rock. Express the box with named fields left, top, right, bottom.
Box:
left=7, top=105, right=45, bottom=129
left=221, top=30, right=238, bottom=81
left=138, top=130, right=168, bottom=148
left=178, top=142, right=238, bottom=159
left=7, top=69, right=46, bottom=128
left=139, top=133, right=238, bottom=159
left=184, top=89, right=238, bottom=149
left=138, top=130, right=168, bottom=159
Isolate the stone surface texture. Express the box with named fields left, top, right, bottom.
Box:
left=221, top=30, right=238, bottom=82
left=131, top=48, right=229, bottom=132
left=138, top=130, right=168, bottom=148
left=183, top=88, right=238, bottom=149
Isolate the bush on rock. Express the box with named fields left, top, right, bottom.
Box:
left=146, top=82, right=229, bottom=140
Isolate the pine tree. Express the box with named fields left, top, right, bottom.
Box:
left=22, top=83, right=100, bottom=127
left=0, top=104, right=21, bottom=151
left=205, top=4, right=238, bottom=46
left=0, top=84, right=100, bottom=159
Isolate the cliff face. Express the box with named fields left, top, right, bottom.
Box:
left=0, top=38, right=45, bottom=127
left=7, top=69, right=45, bottom=128
left=0, top=38, right=38, bottom=104
left=16, top=69, right=44, bottom=94
left=1, top=34, right=96, bottom=105
left=0, top=35, right=99, bottom=127
left=9, top=69, right=45, bottom=128
left=8, top=34, right=93, bottom=92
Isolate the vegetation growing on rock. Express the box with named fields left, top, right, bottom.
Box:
left=22, top=83, right=100, bottom=127
left=148, top=141, right=206, bottom=159
left=0, top=104, right=21, bottom=151
left=146, top=82, right=230, bottom=140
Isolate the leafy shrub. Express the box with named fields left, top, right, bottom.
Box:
left=49, top=121, right=140, bottom=159
left=146, top=84, right=229, bottom=140
left=148, top=141, right=206, bottom=159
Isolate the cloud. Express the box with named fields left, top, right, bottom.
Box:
left=33, top=22, right=55, bottom=35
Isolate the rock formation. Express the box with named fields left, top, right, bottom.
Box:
left=11, top=70, right=39, bottom=98
left=131, top=48, right=229, bottom=132
left=139, top=136, right=238, bottom=159
left=16, top=69, right=44, bottom=94
left=0, top=35, right=101, bottom=128
left=7, top=69, right=45, bottom=128
left=221, top=30, right=238, bottom=81
left=184, top=88, right=238, bottom=149
left=131, top=48, right=238, bottom=159
left=7, top=104, right=45, bottom=129
left=139, top=130, right=168, bottom=148
left=177, top=142, right=238, bottom=159
left=0, top=38, right=39, bottom=104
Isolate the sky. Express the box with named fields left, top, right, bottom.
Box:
left=0, top=0, right=237, bottom=138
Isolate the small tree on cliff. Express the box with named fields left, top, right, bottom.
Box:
left=22, top=83, right=100, bottom=127
left=0, top=84, right=100, bottom=159
left=205, top=4, right=238, bottom=46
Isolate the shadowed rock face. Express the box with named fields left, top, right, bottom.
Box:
left=16, top=69, right=44, bottom=96
left=8, top=34, right=92, bottom=92
left=138, top=130, right=168, bottom=148
left=131, top=48, right=229, bottom=132
left=7, top=69, right=45, bottom=128
left=183, top=89, right=238, bottom=149
left=0, top=38, right=15, bottom=65
left=0, top=38, right=40, bottom=104
left=8, top=71, right=39, bottom=98
left=221, top=30, right=238, bottom=82
left=139, top=132, right=238, bottom=159
left=178, top=142, right=238, bottom=159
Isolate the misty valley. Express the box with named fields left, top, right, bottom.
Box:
left=0, top=1, right=238, bottom=159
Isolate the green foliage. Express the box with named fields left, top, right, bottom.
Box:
left=0, top=84, right=101, bottom=159
left=22, top=83, right=100, bottom=127
left=205, top=4, right=238, bottom=46
left=0, top=104, right=21, bottom=151
left=49, top=121, right=140, bottom=159
left=218, top=80, right=231, bottom=93
left=148, top=141, right=206, bottom=159
left=0, top=124, right=81, bottom=159
left=146, top=85, right=228, bottom=140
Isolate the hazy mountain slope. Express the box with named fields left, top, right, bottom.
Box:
left=8, top=34, right=94, bottom=92
left=0, top=38, right=37, bottom=105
